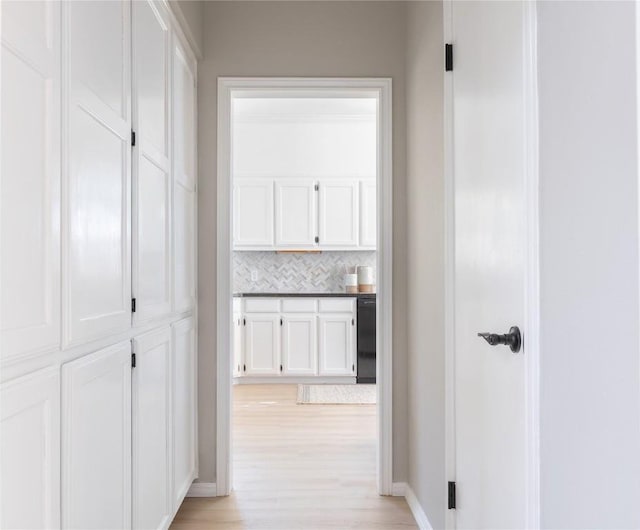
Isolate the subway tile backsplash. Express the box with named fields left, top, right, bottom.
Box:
left=233, top=251, right=376, bottom=293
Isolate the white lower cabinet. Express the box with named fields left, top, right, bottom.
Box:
left=133, top=329, right=172, bottom=530
left=244, top=314, right=280, bottom=375
left=172, top=317, right=197, bottom=511
left=318, top=314, right=356, bottom=376
left=282, top=315, right=317, bottom=375
left=1, top=368, right=60, bottom=529
left=62, top=341, right=132, bottom=530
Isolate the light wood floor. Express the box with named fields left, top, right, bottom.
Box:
left=171, top=384, right=417, bottom=529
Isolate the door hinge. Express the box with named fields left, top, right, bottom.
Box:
left=131, top=353, right=136, bottom=368
left=445, top=43, right=453, bottom=72
left=131, top=130, right=136, bottom=147
left=448, top=481, right=456, bottom=509
left=243, top=364, right=246, bottom=372
left=131, top=298, right=136, bottom=313
left=314, top=183, right=319, bottom=191
left=315, top=236, right=319, bottom=244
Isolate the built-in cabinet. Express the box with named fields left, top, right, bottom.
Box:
left=0, top=2, right=198, bottom=529
left=233, top=178, right=376, bottom=251
left=236, top=297, right=356, bottom=379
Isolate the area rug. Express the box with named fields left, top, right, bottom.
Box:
left=296, top=384, right=376, bottom=404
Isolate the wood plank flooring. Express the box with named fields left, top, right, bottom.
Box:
left=171, top=384, right=417, bottom=529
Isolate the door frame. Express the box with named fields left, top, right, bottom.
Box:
left=216, top=77, right=394, bottom=496
left=443, top=2, right=540, bottom=528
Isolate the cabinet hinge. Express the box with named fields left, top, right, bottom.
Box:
left=243, top=318, right=246, bottom=326
left=352, top=364, right=355, bottom=372
left=314, top=183, right=319, bottom=191
left=445, top=43, right=453, bottom=72
left=131, top=130, right=136, bottom=147
left=448, top=481, right=456, bottom=509
left=131, top=298, right=136, bottom=313
left=280, top=364, right=283, bottom=372
left=315, top=236, right=319, bottom=244
left=243, top=364, right=246, bottom=372
left=131, top=353, right=136, bottom=368
left=352, top=318, right=355, bottom=326
left=280, top=318, right=283, bottom=326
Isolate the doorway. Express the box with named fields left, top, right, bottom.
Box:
left=216, top=78, right=394, bottom=497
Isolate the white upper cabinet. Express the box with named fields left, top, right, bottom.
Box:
left=173, top=183, right=196, bottom=313
left=172, top=317, right=197, bottom=509
left=359, top=180, right=376, bottom=249
left=274, top=179, right=317, bottom=248
left=132, top=328, right=172, bottom=530
left=62, top=341, right=132, bottom=530
left=244, top=314, right=280, bottom=375
left=234, top=179, right=274, bottom=248
left=1, top=368, right=60, bottom=529
left=1, top=0, right=61, bottom=362
left=318, top=314, right=355, bottom=376
left=66, top=0, right=132, bottom=346
left=318, top=180, right=359, bottom=248
left=282, top=315, right=317, bottom=375
left=173, top=39, right=196, bottom=192
left=133, top=0, right=172, bottom=324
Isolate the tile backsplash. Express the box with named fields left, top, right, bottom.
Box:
left=233, top=251, right=376, bottom=293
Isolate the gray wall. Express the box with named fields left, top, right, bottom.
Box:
left=406, top=2, right=445, bottom=528
left=197, top=1, right=410, bottom=485
left=537, top=2, right=640, bottom=527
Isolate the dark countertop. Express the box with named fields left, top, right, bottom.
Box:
left=233, top=292, right=376, bottom=299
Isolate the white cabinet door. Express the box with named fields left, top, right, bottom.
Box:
left=1, top=0, right=61, bottom=361
left=244, top=314, right=280, bottom=375
left=318, top=314, right=356, bottom=376
left=282, top=314, right=317, bottom=375
left=132, top=328, right=172, bottom=530
left=233, top=311, right=243, bottom=377
left=233, top=179, right=274, bottom=248
left=133, top=0, right=172, bottom=324
left=172, top=317, right=197, bottom=509
left=173, top=38, right=196, bottom=192
left=174, top=183, right=196, bottom=313
left=359, top=180, right=377, bottom=249
left=318, top=180, right=359, bottom=248
left=62, top=341, right=132, bottom=530
left=1, top=368, right=60, bottom=529
left=66, top=0, right=132, bottom=346
left=274, top=179, right=317, bottom=248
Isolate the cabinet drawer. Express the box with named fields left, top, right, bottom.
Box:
left=282, top=298, right=317, bottom=313
left=318, top=298, right=355, bottom=313
left=244, top=298, right=281, bottom=313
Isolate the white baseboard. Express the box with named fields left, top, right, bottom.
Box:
left=391, top=482, right=407, bottom=496
left=403, top=483, right=433, bottom=530
left=186, top=482, right=217, bottom=497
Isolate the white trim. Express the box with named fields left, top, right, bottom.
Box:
left=216, top=77, right=393, bottom=497
left=234, top=376, right=356, bottom=385
left=391, top=482, right=406, bottom=497
left=404, top=484, right=434, bottom=530
left=163, top=0, right=203, bottom=60
left=186, top=482, right=217, bottom=498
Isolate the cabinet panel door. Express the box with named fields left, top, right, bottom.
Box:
left=318, top=180, right=358, bottom=247
left=275, top=179, right=317, bottom=248
left=359, top=180, right=377, bottom=249
left=133, top=328, right=172, bottom=530
left=133, top=0, right=171, bottom=323
left=282, top=315, right=317, bottom=375
left=1, top=368, right=60, bottom=529
left=174, top=183, right=196, bottom=313
left=1, top=0, right=61, bottom=361
left=173, top=38, right=196, bottom=191
left=62, top=341, right=132, bottom=530
left=244, top=315, right=280, bottom=375
left=233, top=180, right=274, bottom=248
left=66, top=0, right=131, bottom=346
left=318, top=314, right=355, bottom=376
left=172, top=317, right=197, bottom=509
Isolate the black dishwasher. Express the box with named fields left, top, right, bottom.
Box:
left=357, top=297, right=376, bottom=384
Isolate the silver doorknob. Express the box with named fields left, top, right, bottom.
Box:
left=477, top=326, right=521, bottom=353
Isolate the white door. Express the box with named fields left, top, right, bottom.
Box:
left=1, top=368, right=60, bottom=529
left=274, top=179, right=317, bottom=248
left=318, top=314, right=355, bottom=376
left=62, top=341, right=132, bottom=529
left=282, top=314, right=317, bottom=375
left=452, top=2, right=529, bottom=527
left=233, top=179, right=274, bottom=248
left=244, top=314, right=280, bottom=375
left=233, top=311, right=242, bottom=377
left=318, top=179, right=358, bottom=248
left=132, top=328, right=172, bottom=530
left=1, top=0, right=61, bottom=361
left=133, top=0, right=172, bottom=324
left=359, top=180, right=376, bottom=249
left=66, top=0, right=132, bottom=346
left=172, top=317, right=197, bottom=508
